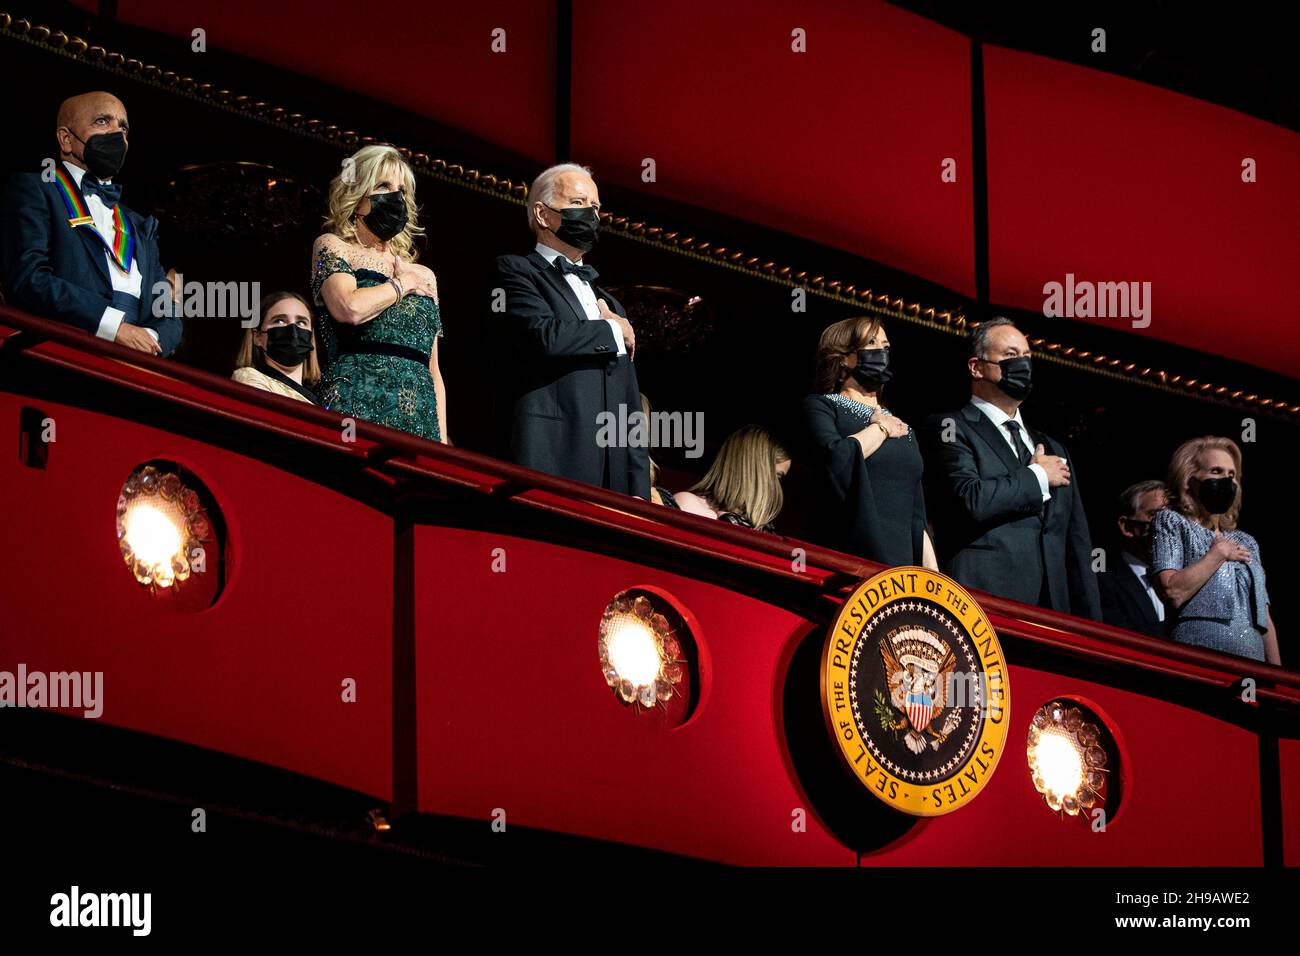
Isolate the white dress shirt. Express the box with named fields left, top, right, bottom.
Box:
left=970, top=395, right=1051, bottom=501
left=63, top=161, right=155, bottom=344
left=1122, top=552, right=1166, bottom=621
left=534, top=242, right=625, bottom=355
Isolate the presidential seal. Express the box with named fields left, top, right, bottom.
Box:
left=820, top=567, right=1010, bottom=816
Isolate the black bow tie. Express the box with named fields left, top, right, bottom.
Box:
left=553, top=256, right=598, bottom=284
left=82, top=177, right=122, bottom=206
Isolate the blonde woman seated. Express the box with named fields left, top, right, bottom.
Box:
left=312, top=143, right=446, bottom=442
left=232, top=290, right=321, bottom=405
left=674, top=425, right=790, bottom=532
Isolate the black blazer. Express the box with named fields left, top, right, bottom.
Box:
left=495, top=250, right=649, bottom=498
left=0, top=170, right=180, bottom=355
left=918, top=401, right=1101, bottom=620
left=1097, top=557, right=1169, bottom=638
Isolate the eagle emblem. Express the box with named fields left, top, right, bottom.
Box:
left=878, top=626, right=962, bottom=754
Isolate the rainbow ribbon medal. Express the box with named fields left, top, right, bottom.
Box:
left=53, top=166, right=135, bottom=274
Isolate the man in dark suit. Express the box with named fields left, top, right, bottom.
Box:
left=1097, top=479, right=1170, bottom=637
left=919, top=317, right=1101, bottom=620
left=1, top=91, right=180, bottom=356
left=495, top=163, right=648, bottom=498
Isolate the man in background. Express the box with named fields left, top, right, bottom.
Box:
left=1098, top=479, right=1169, bottom=637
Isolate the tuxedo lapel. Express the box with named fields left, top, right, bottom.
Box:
left=51, top=176, right=113, bottom=288
left=1114, top=562, right=1159, bottom=629
left=74, top=225, right=113, bottom=286
left=527, top=250, right=588, bottom=324
left=963, top=403, right=1023, bottom=477
left=1026, top=425, right=1051, bottom=463
left=1027, top=425, right=1056, bottom=519
left=592, top=284, right=624, bottom=318
left=128, top=208, right=157, bottom=288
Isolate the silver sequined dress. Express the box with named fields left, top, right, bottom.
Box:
left=1150, top=508, right=1269, bottom=661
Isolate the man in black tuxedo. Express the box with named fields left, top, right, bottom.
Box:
left=1, top=92, right=180, bottom=356
left=1097, top=479, right=1170, bottom=637
left=495, top=163, right=648, bottom=498
left=919, top=317, right=1101, bottom=619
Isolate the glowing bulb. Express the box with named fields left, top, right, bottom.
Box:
left=123, top=500, right=184, bottom=568
left=605, top=617, right=661, bottom=688
left=1033, top=728, right=1085, bottom=799
left=598, top=591, right=691, bottom=712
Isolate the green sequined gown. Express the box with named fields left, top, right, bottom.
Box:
left=311, top=245, right=443, bottom=442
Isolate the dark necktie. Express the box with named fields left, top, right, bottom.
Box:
left=82, top=177, right=122, bottom=206
left=553, top=256, right=598, bottom=284
left=1005, top=420, right=1031, bottom=466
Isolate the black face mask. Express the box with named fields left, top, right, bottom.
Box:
left=262, top=325, right=314, bottom=366
left=361, top=191, right=408, bottom=241
left=1196, top=476, right=1237, bottom=515
left=851, top=347, right=892, bottom=388
left=70, top=129, right=127, bottom=180
left=546, top=204, right=600, bottom=253
left=991, top=356, right=1033, bottom=400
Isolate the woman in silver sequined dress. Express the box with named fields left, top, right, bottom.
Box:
left=1151, top=436, right=1279, bottom=664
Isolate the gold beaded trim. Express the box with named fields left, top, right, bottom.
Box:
left=3, top=11, right=1295, bottom=420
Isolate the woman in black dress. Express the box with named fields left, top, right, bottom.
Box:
left=801, top=316, right=936, bottom=569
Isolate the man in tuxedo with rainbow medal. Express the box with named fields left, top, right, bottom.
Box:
left=1, top=91, right=181, bottom=356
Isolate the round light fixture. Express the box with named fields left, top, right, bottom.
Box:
left=1027, top=700, right=1113, bottom=818
left=117, top=464, right=213, bottom=591
left=599, top=591, right=687, bottom=710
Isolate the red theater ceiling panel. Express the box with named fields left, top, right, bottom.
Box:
left=104, top=0, right=559, bottom=165
left=570, top=0, right=976, bottom=298
left=984, top=46, right=1300, bottom=377
left=64, top=1, right=1299, bottom=378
